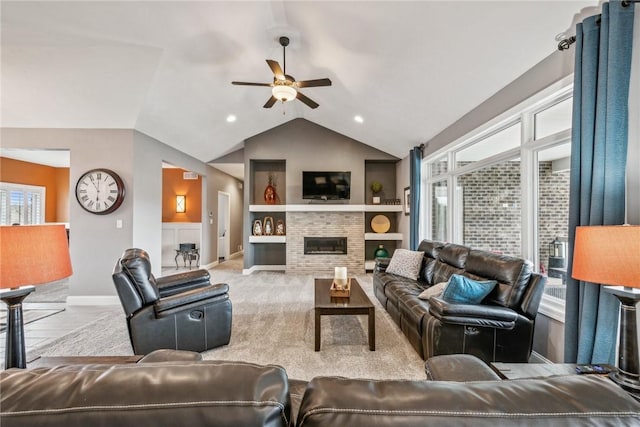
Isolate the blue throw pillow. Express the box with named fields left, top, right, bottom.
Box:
left=441, top=274, right=497, bottom=304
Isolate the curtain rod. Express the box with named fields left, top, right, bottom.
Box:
left=557, top=0, right=638, bottom=51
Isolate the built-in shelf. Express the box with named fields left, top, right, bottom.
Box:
left=249, top=205, right=287, bottom=212
left=249, top=235, right=286, bottom=243
left=364, top=232, right=403, bottom=240
left=249, top=204, right=402, bottom=212
left=363, top=205, right=403, bottom=212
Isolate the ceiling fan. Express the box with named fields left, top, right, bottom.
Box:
left=232, top=36, right=332, bottom=109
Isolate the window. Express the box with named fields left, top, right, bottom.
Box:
left=457, top=157, right=522, bottom=257
left=423, top=85, right=573, bottom=319
left=431, top=180, right=448, bottom=242
left=0, top=183, right=45, bottom=225
left=534, top=96, right=572, bottom=140
left=455, top=123, right=521, bottom=168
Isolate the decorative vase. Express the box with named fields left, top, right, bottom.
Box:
left=264, top=175, right=277, bottom=205
left=374, top=244, right=389, bottom=259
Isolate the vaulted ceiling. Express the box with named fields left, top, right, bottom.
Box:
left=1, top=1, right=596, bottom=166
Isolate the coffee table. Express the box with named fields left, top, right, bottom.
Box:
left=314, top=278, right=375, bottom=351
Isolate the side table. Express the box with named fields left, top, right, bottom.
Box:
left=174, top=248, right=200, bottom=269
left=490, top=362, right=595, bottom=380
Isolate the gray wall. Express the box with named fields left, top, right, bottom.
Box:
left=1, top=128, right=242, bottom=302
left=207, top=167, right=244, bottom=256
left=424, top=50, right=574, bottom=157
left=396, top=156, right=410, bottom=249
left=243, top=118, right=398, bottom=268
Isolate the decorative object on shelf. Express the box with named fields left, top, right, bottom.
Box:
left=572, top=225, right=640, bottom=398
left=264, top=174, right=278, bottom=205
left=0, top=224, right=72, bottom=369
left=176, top=195, right=186, bottom=213
left=371, top=181, right=383, bottom=204
left=276, top=220, right=286, bottom=235
left=374, top=244, right=389, bottom=259
left=252, top=220, right=263, bottom=236
left=330, top=266, right=351, bottom=297
left=371, top=214, right=391, bottom=233
left=404, top=187, right=411, bottom=215
left=75, top=168, right=125, bottom=215
left=263, top=216, right=274, bottom=235
left=383, top=198, right=402, bottom=205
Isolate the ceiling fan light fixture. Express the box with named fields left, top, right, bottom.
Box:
left=272, top=84, right=297, bottom=102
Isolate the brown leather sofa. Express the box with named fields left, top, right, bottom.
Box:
left=2, top=352, right=639, bottom=427
left=373, top=239, right=546, bottom=362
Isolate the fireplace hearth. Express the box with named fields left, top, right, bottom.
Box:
left=304, top=237, right=347, bottom=255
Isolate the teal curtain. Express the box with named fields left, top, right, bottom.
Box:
left=409, top=146, right=422, bottom=250
left=564, top=1, right=635, bottom=364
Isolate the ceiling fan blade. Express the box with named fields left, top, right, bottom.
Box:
left=231, top=81, right=272, bottom=87
left=266, top=60, right=285, bottom=80
left=263, top=96, right=278, bottom=108
left=296, top=78, right=332, bottom=88
left=296, top=91, right=319, bottom=109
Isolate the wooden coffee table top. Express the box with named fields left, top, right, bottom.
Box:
left=314, top=278, right=373, bottom=309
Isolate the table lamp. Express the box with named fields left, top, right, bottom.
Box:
left=572, top=225, right=640, bottom=397
left=0, top=224, right=72, bottom=369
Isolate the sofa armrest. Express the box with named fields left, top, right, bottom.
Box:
left=154, top=283, right=229, bottom=316
left=425, top=354, right=501, bottom=381
left=428, top=297, right=518, bottom=329
left=156, top=269, right=211, bottom=297
left=374, top=257, right=391, bottom=272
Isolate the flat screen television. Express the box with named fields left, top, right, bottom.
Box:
left=302, top=171, right=351, bottom=201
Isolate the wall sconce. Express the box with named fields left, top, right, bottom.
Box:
left=176, top=195, right=186, bottom=213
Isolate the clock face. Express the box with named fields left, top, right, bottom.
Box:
left=75, top=169, right=125, bottom=215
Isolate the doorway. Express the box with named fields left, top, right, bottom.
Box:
left=217, top=191, right=230, bottom=262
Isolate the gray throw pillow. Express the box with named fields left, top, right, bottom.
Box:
left=417, top=282, right=448, bottom=300
left=386, top=249, right=424, bottom=280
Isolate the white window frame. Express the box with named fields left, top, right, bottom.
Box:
left=0, top=182, right=46, bottom=225
left=423, top=78, right=574, bottom=322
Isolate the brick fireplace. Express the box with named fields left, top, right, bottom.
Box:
left=286, top=211, right=364, bottom=274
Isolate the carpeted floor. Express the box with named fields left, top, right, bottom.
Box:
left=30, top=259, right=426, bottom=380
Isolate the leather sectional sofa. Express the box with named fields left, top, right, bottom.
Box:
left=373, top=239, right=547, bottom=362
left=2, top=351, right=638, bottom=426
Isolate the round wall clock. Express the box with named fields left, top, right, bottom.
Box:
left=75, top=168, right=125, bottom=215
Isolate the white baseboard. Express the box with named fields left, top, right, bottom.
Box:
left=201, top=260, right=219, bottom=270
left=66, top=296, right=120, bottom=306
left=242, top=265, right=286, bottom=275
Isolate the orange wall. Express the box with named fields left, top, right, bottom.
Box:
left=0, top=157, right=69, bottom=223
left=162, top=168, right=202, bottom=222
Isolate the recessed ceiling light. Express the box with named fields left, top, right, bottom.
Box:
left=354, top=115, right=364, bottom=123
left=226, top=115, right=237, bottom=123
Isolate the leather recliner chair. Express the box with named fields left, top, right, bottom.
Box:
left=112, top=248, right=232, bottom=355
